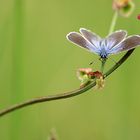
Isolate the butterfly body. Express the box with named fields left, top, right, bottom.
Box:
left=66, top=28, right=140, bottom=59
left=99, top=48, right=109, bottom=59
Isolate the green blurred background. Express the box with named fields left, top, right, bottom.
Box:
left=0, top=0, right=140, bottom=140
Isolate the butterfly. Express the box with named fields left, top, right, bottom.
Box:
left=66, top=28, right=140, bottom=60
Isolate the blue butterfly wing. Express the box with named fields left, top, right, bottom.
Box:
left=79, top=29, right=127, bottom=56
left=66, top=32, right=99, bottom=54
left=105, top=30, right=127, bottom=50
left=79, top=28, right=101, bottom=49
left=109, top=35, right=140, bottom=54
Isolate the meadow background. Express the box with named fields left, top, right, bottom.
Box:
left=0, top=0, right=140, bottom=140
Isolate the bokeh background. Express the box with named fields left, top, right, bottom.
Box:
left=0, top=0, right=140, bottom=140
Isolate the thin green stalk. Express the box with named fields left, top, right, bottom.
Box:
left=11, top=0, right=24, bottom=140
left=100, top=59, right=107, bottom=73
left=104, top=49, right=135, bottom=77
left=0, top=49, right=135, bottom=117
left=109, top=11, right=118, bottom=34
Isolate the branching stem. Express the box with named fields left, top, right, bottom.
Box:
left=0, top=49, right=135, bottom=117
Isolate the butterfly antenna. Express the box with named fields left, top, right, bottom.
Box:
left=89, top=61, right=94, bottom=65
left=108, top=57, right=117, bottom=64
left=89, top=59, right=98, bottom=65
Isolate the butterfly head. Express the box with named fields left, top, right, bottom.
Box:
left=99, top=43, right=109, bottom=59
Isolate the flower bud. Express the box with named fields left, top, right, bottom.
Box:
left=113, top=0, right=135, bottom=17
left=95, top=76, right=105, bottom=89
left=77, top=68, right=93, bottom=88
left=77, top=68, right=105, bottom=89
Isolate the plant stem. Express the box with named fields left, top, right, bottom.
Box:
left=104, top=49, right=135, bottom=77
left=109, top=11, right=118, bottom=34
left=11, top=1, right=24, bottom=140
left=101, top=59, right=106, bottom=73
left=0, top=49, right=135, bottom=117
